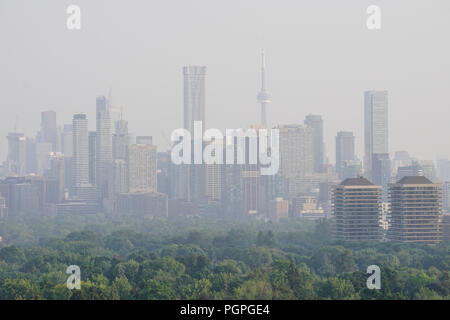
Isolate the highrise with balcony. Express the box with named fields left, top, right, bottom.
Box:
left=333, top=177, right=382, bottom=241
left=388, top=176, right=442, bottom=244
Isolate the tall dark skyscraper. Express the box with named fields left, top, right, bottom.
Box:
left=257, top=50, right=271, bottom=127
left=304, top=114, right=325, bottom=173
left=364, top=90, right=388, bottom=180
left=335, top=131, right=355, bottom=179
left=40, top=111, right=58, bottom=152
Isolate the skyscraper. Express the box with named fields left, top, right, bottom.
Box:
left=372, top=153, right=391, bottom=202
left=277, top=124, right=314, bottom=198
left=46, top=152, right=65, bottom=203
left=333, top=177, right=382, bottom=242
left=335, top=131, right=355, bottom=179
left=436, top=156, right=450, bottom=182
left=113, top=120, right=129, bottom=160
left=257, top=50, right=271, bottom=127
left=364, top=90, right=388, bottom=180
left=304, top=114, right=324, bottom=173
left=180, top=66, right=207, bottom=203
left=6, top=133, right=27, bottom=176
left=128, top=144, right=157, bottom=193
left=96, top=96, right=113, bottom=198
left=25, top=137, right=37, bottom=175
left=40, top=111, right=59, bottom=152
left=389, top=176, right=442, bottom=244
left=108, top=159, right=128, bottom=212
left=0, top=195, right=7, bottom=219
left=62, top=125, right=73, bottom=191
left=72, top=114, right=89, bottom=189
left=242, top=170, right=260, bottom=217
left=183, top=66, right=206, bottom=132
left=35, top=142, right=52, bottom=176
left=88, top=131, right=96, bottom=186
left=109, top=119, right=129, bottom=213
left=206, top=162, right=222, bottom=202
left=61, top=124, right=73, bottom=157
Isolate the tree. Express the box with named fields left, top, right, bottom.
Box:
left=112, top=276, right=133, bottom=300
left=191, top=279, right=214, bottom=299
left=75, top=275, right=111, bottom=300
left=413, top=287, right=443, bottom=300
left=335, top=250, right=357, bottom=274
left=127, top=249, right=151, bottom=263
left=213, top=259, right=243, bottom=275
left=47, top=283, right=72, bottom=300
left=112, top=260, right=139, bottom=284
left=243, top=247, right=272, bottom=270
left=269, top=260, right=295, bottom=299
left=177, top=254, right=210, bottom=277
left=138, top=278, right=176, bottom=300
left=139, top=257, right=185, bottom=280
left=0, top=279, right=42, bottom=300
left=235, top=279, right=273, bottom=300
left=257, top=231, right=276, bottom=247
left=287, top=260, right=315, bottom=299
left=318, top=278, right=357, bottom=300
left=0, top=246, right=26, bottom=264
left=66, top=230, right=101, bottom=243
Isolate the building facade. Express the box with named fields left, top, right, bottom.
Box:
left=128, top=144, right=157, bottom=193
left=72, top=114, right=89, bottom=189
left=304, top=114, right=325, bottom=173
left=183, top=66, right=206, bottom=133
left=333, top=177, right=382, bottom=241
left=96, top=96, right=113, bottom=199
left=364, top=90, right=388, bottom=180
left=6, top=133, right=27, bottom=176
left=388, top=176, right=442, bottom=244
left=41, top=110, right=59, bottom=152
left=278, top=124, right=314, bottom=198
left=336, top=131, right=355, bottom=179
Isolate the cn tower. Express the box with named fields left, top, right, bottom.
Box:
left=257, top=49, right=271, bottom=127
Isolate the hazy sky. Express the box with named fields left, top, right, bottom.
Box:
left=1, top=0, right=449, bottom=163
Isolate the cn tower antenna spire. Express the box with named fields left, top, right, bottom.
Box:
left=257, top=49, right=271, bottom=127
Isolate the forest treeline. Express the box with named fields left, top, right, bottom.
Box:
left=0, top=215, right=449, bottom=300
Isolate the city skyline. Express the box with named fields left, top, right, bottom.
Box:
left=0, top=1, right=449, bottom=305
left=1, top=84, right=446, bottom=176
left=1, top=85, right=448, bottom=185
left=1, top=1, right=450, bottom=163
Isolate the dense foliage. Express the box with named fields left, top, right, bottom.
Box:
left=0, top=214, right=449, bottom=300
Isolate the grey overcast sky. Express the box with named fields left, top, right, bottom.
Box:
left=1, top=0, right=449, bottom=163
